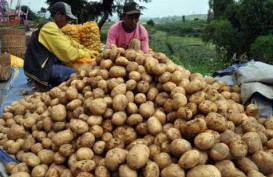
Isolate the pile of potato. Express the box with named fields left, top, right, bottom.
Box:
left=1, top=44, right=273, bottom=177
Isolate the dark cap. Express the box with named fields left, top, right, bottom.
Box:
left=123, top=1, right=142, bottom=15
left=48, top=2, right=77, bottom=20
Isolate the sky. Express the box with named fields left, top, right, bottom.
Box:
left=21, top=0, right=209, bottom=18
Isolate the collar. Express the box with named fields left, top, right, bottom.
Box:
left=122, top=21, right=137, bottom=33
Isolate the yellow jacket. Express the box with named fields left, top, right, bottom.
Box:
left=39, top=22, right=93, bottom=63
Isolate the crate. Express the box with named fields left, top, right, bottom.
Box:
left=0, top=53, right=11, bottom=81
left=0, top=29, right=26, bottom=59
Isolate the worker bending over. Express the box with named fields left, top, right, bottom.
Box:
left=24, top=2, right=96, bottom=87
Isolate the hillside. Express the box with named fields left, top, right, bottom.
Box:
left=140, top=14, right=207, bottom=23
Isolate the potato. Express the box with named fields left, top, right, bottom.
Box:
left=147, top=87, right=159, bottom=101
left=112, top=94, right=128, bottom=111
left=134, top=93, right=146, bottom=104
left=229, top=140, right=248, bottom=158
left=252, top=151, right=273, bottom=175
left=31, top=164, right=48, bottom=177
left=105, top=148, right=127, bottom=171
left=76, top=172, right=95, bottom=177
left=220, top=130, right=241, bottom=145
left=166, top=127, right=181, bottom=141
left=88, top=98, right=107, bottom=115
left=172, top=93, right=187, bottom=110
left=242, top=132, right=263, bottom=153
left=127, top=114, right=143, bottom=127
left=170, top=139, right=192, bottom=157
left=139, top=101, right=155, bottom=119
left=237, top=157, right=259, bottom=174
left=71, top=160, right=96, bottom=174
left=137, top=80, right=150, bottom=93
left=5, top=162, right=17, bottom=175
left=198, top=100, right=218, bottom=115
left=95, top=165, right=110, bottom=177
left=153, top=152, right=172, bottom=169
left=87, top=115, right=103, bottom=126
left=7, top=124, right=26, bottom=141
left=112, top=111, right=127, bottom=126
left=178, top=149, right=200, bottom=169
left=205, top=112, right=228, bottom=132
left=113, top=126, right=137, bottom=145
left=126, top=144, right=150, bottom=170
left=93, top=141, right=106, bottom=155
left=52, top=129, right=74, bottom=147
left=161, top=163, right=185, bottom=177
left=194, top=132, right=215, bottom=150
left=247, top=170, right=266, bottom=177
left=10, top=162, right=29, bottom=174
left=209, top=143, right=229, bottom=161
left=69, top=119, right=89, bottom=134
left=185, top=79, right=206, bottom=94
left=147, top=116, right=162, bottom=135
left=111, top=83, right=127, bottom=97
left=116, top=56, right=129, bottom=66
left=67, top=99, right=82, bottom=111
left=76, top=147, right=94, bottom=160
left=119, top=164, right=137, bottom=177
left=37, top=149, right=55, bottom=165
left=182, top=118, right=207, bottom=138
left=109, top=66, right=126, bottom=78
left=10, top=172, right=31, bottom=177
left=187, top=165, right=221, bottom=177
left=142, top=161, right=160, bottom=177
left=24, top=152, right=41, bottom=167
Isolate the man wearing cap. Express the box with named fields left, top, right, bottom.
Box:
left=24, top=2, right=96, bottom=87
left=106, top=1, right=149, bottom=53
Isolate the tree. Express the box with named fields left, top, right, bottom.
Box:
left=203, top=0, right=273, bottom=63
left=208, top=0, right=234, bottom=19
left=146, top=19, right=155, bottom=26
left=21, top=5, right=37, bottom=21
left=45, top=0, right=152, bottom=29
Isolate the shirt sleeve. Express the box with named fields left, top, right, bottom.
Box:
left=140, top=25, right=150, bottom=53
left=38, top=22, right=91, bottom=63
left=106, top=23, right=118, bottom=48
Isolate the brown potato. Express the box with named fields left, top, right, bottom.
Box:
left=126, top=144, right=150, bottom=170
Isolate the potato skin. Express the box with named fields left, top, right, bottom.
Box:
left=126, top=144, right=150, bottom=170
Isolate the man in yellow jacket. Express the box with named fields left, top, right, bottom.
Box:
left=24, top=2, right=95, bottom=87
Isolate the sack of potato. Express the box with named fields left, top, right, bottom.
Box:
left=61, top=24, right=81, bottom=43
left=1, top=44, right=273, bottom=177
left=61, top=21, right=101, bottom=53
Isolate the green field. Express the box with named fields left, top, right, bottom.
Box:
left=100, top=19, right=229, bottom=76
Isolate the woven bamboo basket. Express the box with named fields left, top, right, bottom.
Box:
left=0, top=29, right=26, bottom=58
left=0, top=53, right=11, bottom=81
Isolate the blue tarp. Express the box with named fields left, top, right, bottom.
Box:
left=0, top=68, right=33, bottom=176
left=0, top=68, right=34, bottom=115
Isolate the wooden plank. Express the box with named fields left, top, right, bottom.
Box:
left=0, top=53, right=11, bottom=81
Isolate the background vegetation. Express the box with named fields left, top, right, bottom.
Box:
left=204, top=0, right=273, bottom=64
